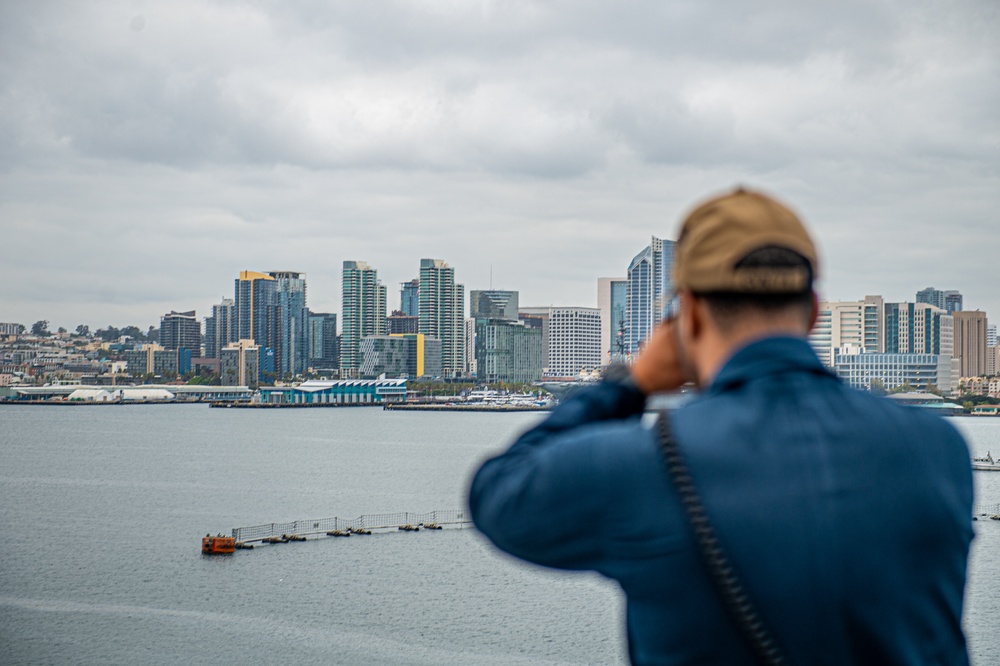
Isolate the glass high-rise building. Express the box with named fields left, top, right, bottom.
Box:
left=598, top=277, right=627, bottom=365
left=475, top=318, right=543, bottom=383
left=400, top=279, right=420, bottom=317
left=470, top=290, right=519, bottom=321
left=234, top=271, right=281, bottom=382
left=419, top=258, right=465, bottom=378
left=341, top=261, right=387, bottom=375
left=916, top=287, right=963, bottom=314
left=269, top=271, right=308, bottom=378
left=307, top=311, right=339, bottom=371
left=203, top=298, right=235, bottom=359
left=625, top=237, right=675, bottom=355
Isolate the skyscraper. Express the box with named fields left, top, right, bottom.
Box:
left=597, top=277, right=627, bottom=365
left=269, top=271, right=308, bottom=378
left=469, top=290, right=519, bottom=321
left=475, top=318, right=543, bottom=383
left=159, top=310, right=201, bottom=358
left=885, top=302, right=954, bottom=356
left=307, top=311, right=339, bottom=371
left=203, top=298, right=235, bottom=359
left=808, top=296, right=884, bottom=366
left=625, top=237, right=675, bottom=355
left=916, top=287, right=963, bottom=314
left=341, top=261, right=387, bottom=375
left=519, top=306, right=602, bottom=378
left=419, top=258, right=465, bottom=377
left=953, top=311, right=988, bottom=377
left=234, top=270, right=280, bottom=381
left=400, top=279, right=420, bottom=317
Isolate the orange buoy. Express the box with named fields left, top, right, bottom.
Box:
left=202, top=534, right=236, bottom=555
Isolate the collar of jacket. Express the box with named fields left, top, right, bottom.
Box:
left=706, top=336, right=834, bottom=395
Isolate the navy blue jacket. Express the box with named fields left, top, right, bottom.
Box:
left=470, top=337, right=973, bottom=665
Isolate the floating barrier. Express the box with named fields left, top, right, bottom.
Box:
left=210, top=510, right=471, bottom=549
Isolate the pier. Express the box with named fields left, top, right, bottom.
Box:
left=226, top=510, right=471, bottom=545
left=383, top=403, right=549, bottom=412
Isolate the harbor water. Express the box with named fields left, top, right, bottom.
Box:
left=1, top=405, right=998, bottom=665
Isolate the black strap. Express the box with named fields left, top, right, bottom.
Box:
left=656, top=410, right=789, bottom=666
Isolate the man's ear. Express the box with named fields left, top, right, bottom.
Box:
left=679, top=289, right=700, bottom=344
left=808, top=291, right=819, bottom=332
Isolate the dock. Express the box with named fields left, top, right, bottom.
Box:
left=383, top=403, right=549, bottom=412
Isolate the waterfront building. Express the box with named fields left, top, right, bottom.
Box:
left=307, top=311, right=339, bottom=371
left=625, top=237, right=675, bottom=355
left=916, top=287, right=963, bottom=314
left=259, top=378, right=407, bottom=405
left=125, top=343, right=190, bottom=378
left=884, top=302, right=953, bottom=357
left=234, top=271, right=279, bottom=380
left=386, top=310, right=419, bottom=335
left=360, top=336, right=409, bottom=378
left=470, top=290, right=519, bottom=321
left=269, top=271, right=309, bottom=378
left=475, top=318, right=543, bottom=383
left=809, top=296, right=884, bottom=367
left=519, top=306, right=601, bottom=378
left=987, top=345, right=999, bottom=378
left=953, top=311, right=989, bottom=377
left=159, top=310, right=201, bottom=358
left=834, top=346, right=954, bottom=393
left=465, top=317, right=476, bottom=376
left=597, top=277, right=628, bottom=365
left=398, top=333, right=442, bottom=378
left=341, top=261, right=387, bottom=376
left=203, top=298, right=235, bottom=359
left=418, top=258, right=465, bottom=378
left=359, top=333, right=442, bottom=379
left=220, top=339, right=264, bottom=387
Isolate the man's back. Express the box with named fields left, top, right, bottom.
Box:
left=470, top=337, right=973, bottom=664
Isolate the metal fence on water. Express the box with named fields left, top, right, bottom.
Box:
left=232, top=510, right=470, bottom=542
left=974, top=503, right=999, bottom=516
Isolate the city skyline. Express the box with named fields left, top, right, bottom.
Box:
left=2, top=2, right=998, bottom=329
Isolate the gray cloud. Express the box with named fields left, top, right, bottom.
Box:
left=0, top=0, right=997, bottom=330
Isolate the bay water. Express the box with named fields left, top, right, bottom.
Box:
left=0, top=405, right=997, bottom=665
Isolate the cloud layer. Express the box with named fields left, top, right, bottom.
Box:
left=1, top=0, right=997, bottom=329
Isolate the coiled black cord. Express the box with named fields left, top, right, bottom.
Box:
left=656, top=411, right=789, bottom=666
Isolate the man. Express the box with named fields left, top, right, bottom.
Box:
left=469, top=188, right=973, bottom=665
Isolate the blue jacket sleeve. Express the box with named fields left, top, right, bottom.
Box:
left=468, top=380, right=647, bottom=569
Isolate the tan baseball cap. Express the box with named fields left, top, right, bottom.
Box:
left=672, top=187, right=819, bottom=294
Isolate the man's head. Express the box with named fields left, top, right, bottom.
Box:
left=670, top=187, right=820, bottom=383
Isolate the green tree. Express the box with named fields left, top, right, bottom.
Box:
left=31, top=320, right=50, bottom=336
left=75, top=324, right=90, bottom=337
left=869, top=378, right=887, bottom=396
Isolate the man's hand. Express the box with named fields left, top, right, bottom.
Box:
left=630, top=319, right=688, bottom=395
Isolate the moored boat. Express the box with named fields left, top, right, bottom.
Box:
left=972, top=452, right=999, bottom=472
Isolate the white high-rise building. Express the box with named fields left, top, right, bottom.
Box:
left=341, top=261, right=387, bottom=375
left=521, top=306, right=601, bottom=378
left=809, top=296, right=884, bottom=366
left=419, top=258, right=465, bottom=378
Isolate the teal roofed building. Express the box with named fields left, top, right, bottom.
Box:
left=259, top=378, right=407, bottom=405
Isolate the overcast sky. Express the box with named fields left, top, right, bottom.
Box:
left=1, top=0, right=997, bottom=332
